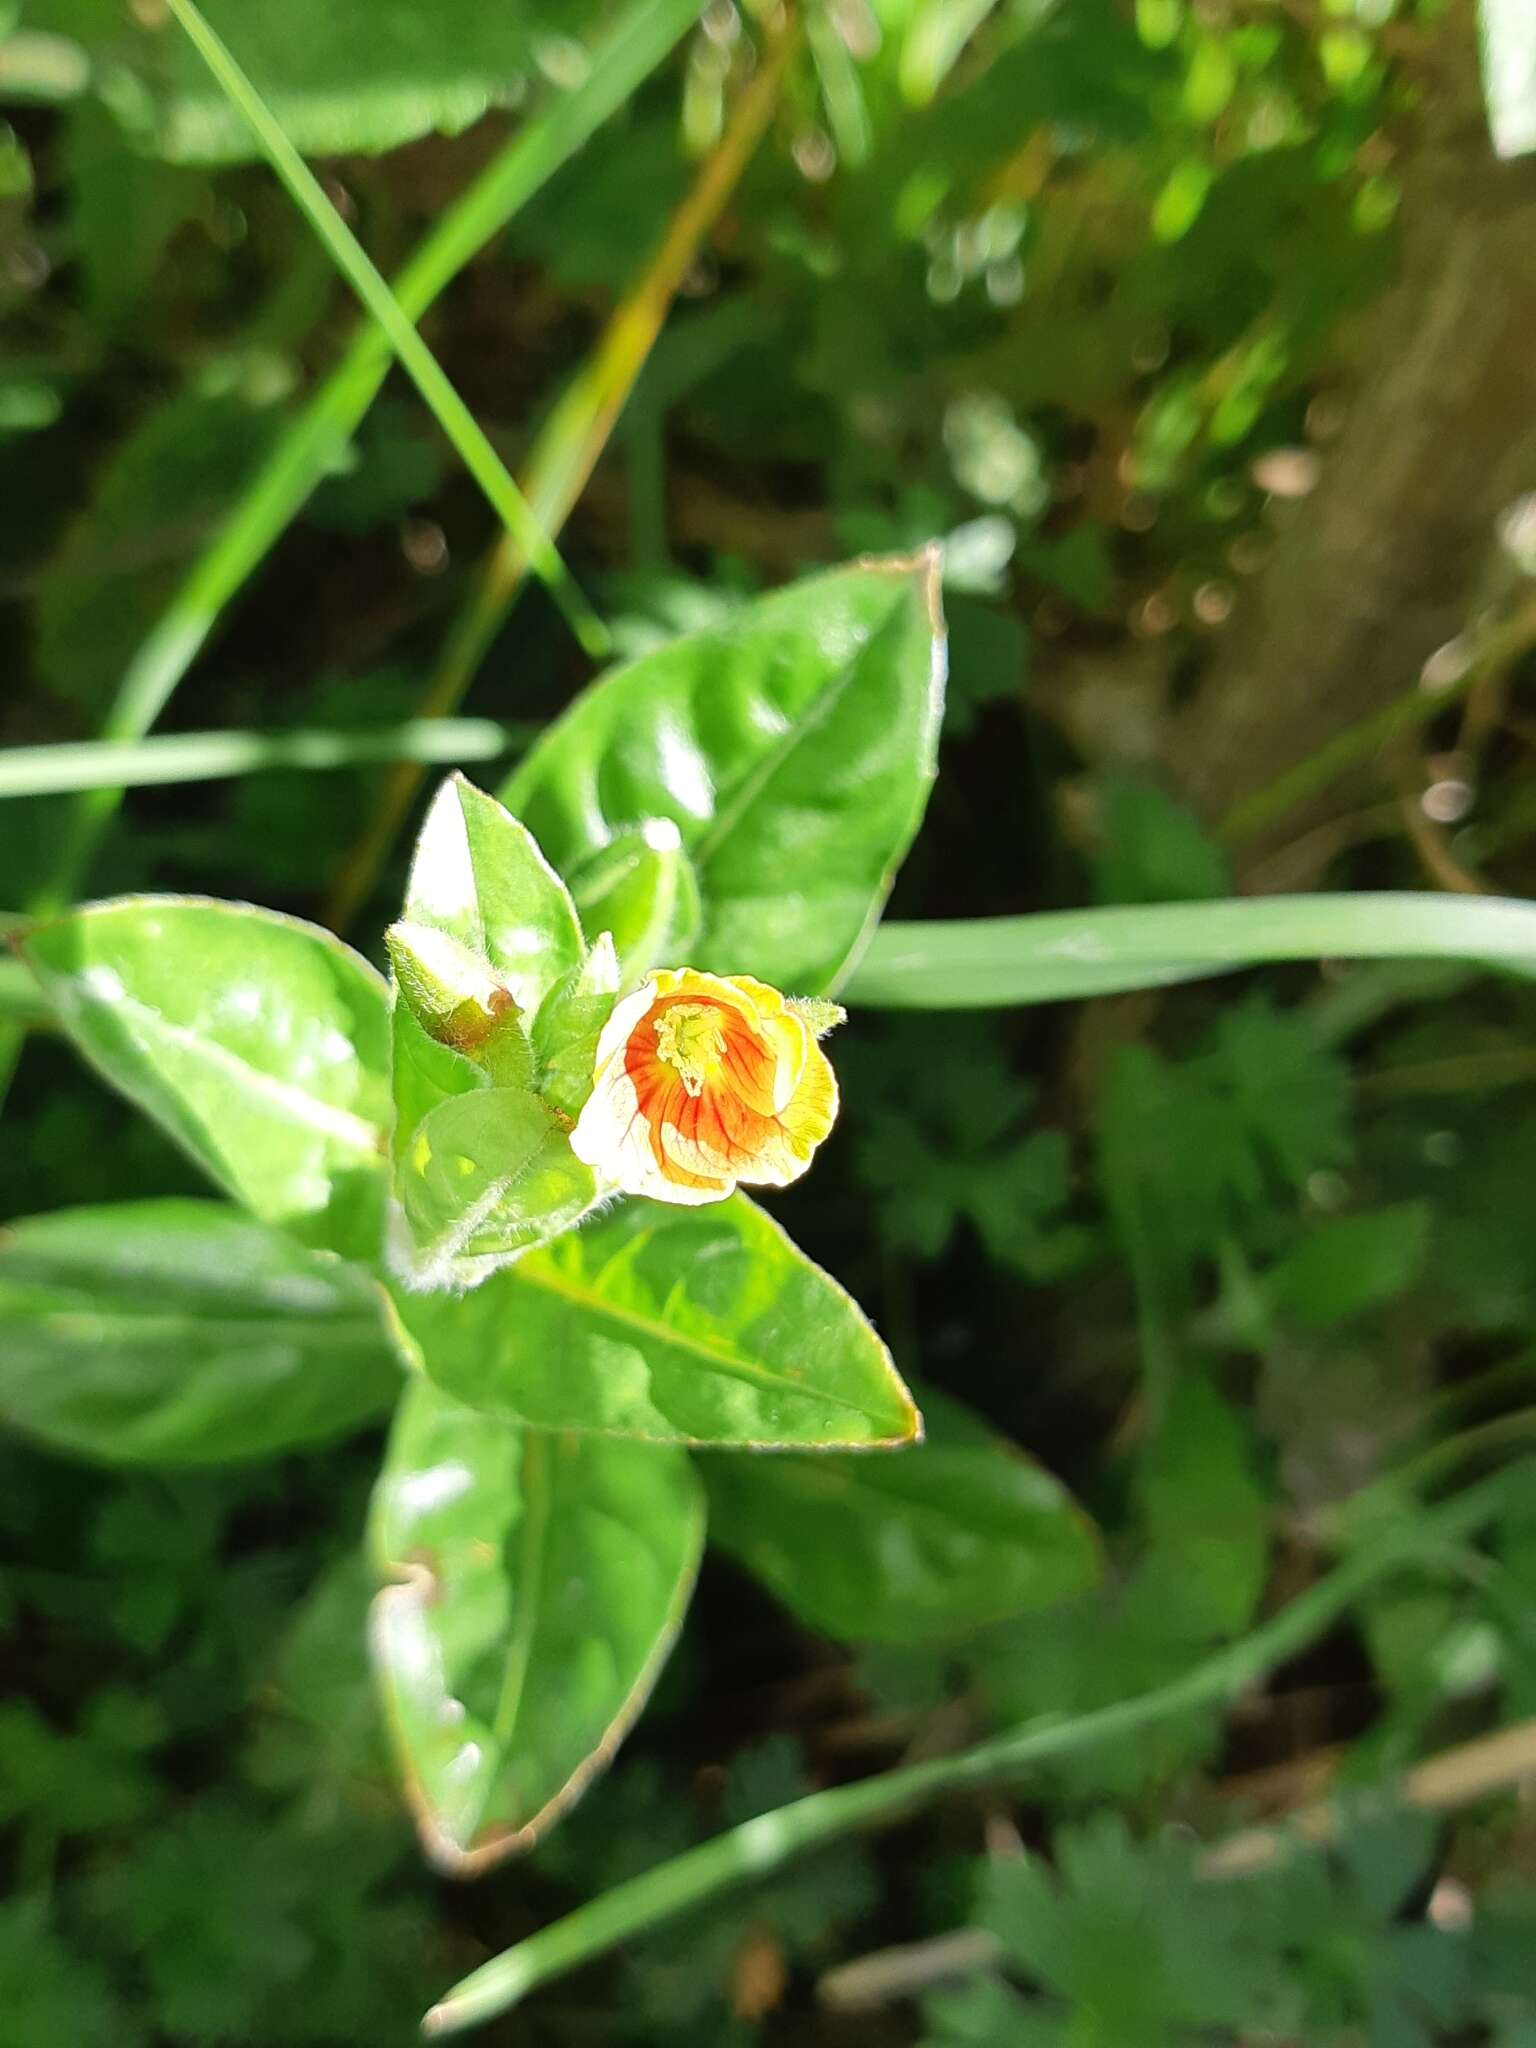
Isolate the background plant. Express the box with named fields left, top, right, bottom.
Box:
left=5, top=0, right=1536, bottom=2042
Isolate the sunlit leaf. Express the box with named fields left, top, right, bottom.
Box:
left=370, top=1377, right=703, bottom=1873
left=0, top=1200, right=400, bottom=1462
left=503, top=552, right=947, bottom=996
left=529, top=931, right=619, bottom=1120
left=393, top=1085, right=595, bottom=1291
left=845, top=896, right=1536, bottom=1009
left=391, top=1193, right=920, bottom=1449
left=23, top=897, right=389, bottom=1259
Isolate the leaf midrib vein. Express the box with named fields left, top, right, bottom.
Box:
left=510, top=1258, right=889, bottom=1426
left=691, top=600, right=895, bottom=875
left=76, top=987, right=383, bottom=1156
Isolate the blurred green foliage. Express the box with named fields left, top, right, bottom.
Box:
left=5, top=0, right=1536, bottom=2042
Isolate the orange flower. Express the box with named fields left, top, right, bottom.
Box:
left=570, top=969, right=840, bottom=1206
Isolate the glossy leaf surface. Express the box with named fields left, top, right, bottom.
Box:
left=0, top=1200, right=400, bottom=1463
left=23, top=897, right=389, bottom=1258
left=704, top=1389, right=1098, bottom=1641
left=503, top=552, right=946, bottom=995
left=395, top=1086, right=596, bottom=1290
left=394, top=1194, right=919, bottom=1448
left=567, top=826, right=702, bottom=987
left=370, top=1377, right=703, bottom=1873
left=404, top=775, right=584, bottom=1016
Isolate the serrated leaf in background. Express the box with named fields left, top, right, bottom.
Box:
left=0, top=1199, right=400, bottom=1462
left=403, top=775, right=584, bottom=1017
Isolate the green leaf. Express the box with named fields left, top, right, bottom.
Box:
left=529, top=930, right=620, bottom=1120
left=1480, top=0, right=1536, bottom=158
left=983, top=1815, right=1267, bottom=2039
left=391, top=1193, right=920, bottom=1449
left=1092, top=774, right=1228, bottom=906
left=1152, top=156, right=1213, bottom=242
left=1264, top=1204, right=1430, bottom=1330
left=1139, top=1373, right=1267, bottom=1640
left=1200, top=995, right=1349, bottom=1193
left=503, top=551, right=947, bottom=996
left=845, top=894, right=1536, bottom=1009
left=21, top=0, right=599, bottom=162
left=704, top=1389, right=1098, bottom=1642
left=404, top=774, right=584, bottom=1016
left=393, top=1085, right=596, bottom=1291
left=22, top=897, right=389, bottom=1259
left=567, top=824, right=702, bottom=986
left=0, top=1200, right=400, bottom=1463
left=370, top=1377, right=704, bottom=1873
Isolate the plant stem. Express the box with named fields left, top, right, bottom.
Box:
left=323, top=28, right=792, bottom=934
left=422, top=1468, right=1519, bottom=2037
left=0, top=720, right=536, bottom=800
left=162, top=0, right=606, bottom=660
left=844, top=892, right=1536, bottom=1010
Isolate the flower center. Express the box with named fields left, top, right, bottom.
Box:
left=653, top=1002, right=727, bottom=1098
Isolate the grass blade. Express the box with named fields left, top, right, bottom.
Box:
left=0, top=0, right=701, bottom=1106
left=843, top=892, right=1536, bottom=1008
left=0, top=720, right=534, bottom=800
left=163, top=0, right=605, bottom=658
left=0, top=959, right=50, bottom=1029
left=323, top=29, right=792, bottom=932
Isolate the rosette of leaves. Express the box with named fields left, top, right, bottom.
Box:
left=5, top=552, right=1098, bottom=1874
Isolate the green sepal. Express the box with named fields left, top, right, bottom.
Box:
left=386, top=918, right=534, bottom=1092
left=531, top=932, right=621, bottom=1121
left=788, top=996, right=847, bottom=1038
